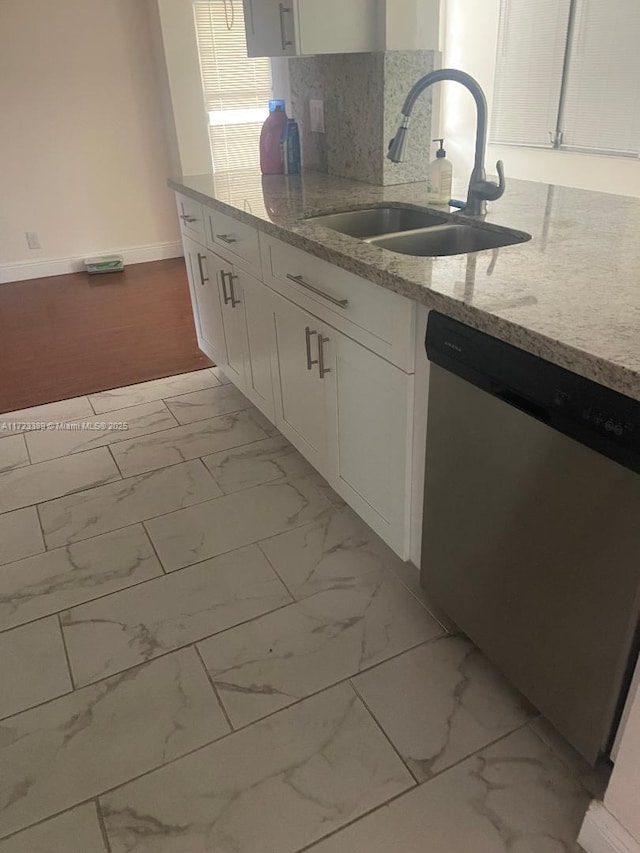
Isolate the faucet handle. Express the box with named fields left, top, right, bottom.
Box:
left=473, top=160, right=506, bottom=202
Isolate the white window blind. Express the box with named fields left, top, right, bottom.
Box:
left=491, top=0, right=640, bottom=157
left=561, top=1, right=640, bottom=155
left=491, top=0, right=571, bottom=147
left=193, top=1, right=272, bottom=172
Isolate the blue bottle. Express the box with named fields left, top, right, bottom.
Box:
left=282, top=119, right=301, bottom=175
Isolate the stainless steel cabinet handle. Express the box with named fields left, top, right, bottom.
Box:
left=221, top=270, right=240, bottom=307
left=305, top=326, right=318, bottom=370
left=181, top=214, right=197, bottom=223
left=216, top=233, right=238, bottom=244
left=318, top=335, right=331, bottom=379
left=286, top=274, right=348, bottom=309
left=220, top=270, right=232, bottom=304
left=228, top=273, right=241, bottom=308
left=279, top=3, right=293, bottom=50
left=197, top=253, right=209, bottom=285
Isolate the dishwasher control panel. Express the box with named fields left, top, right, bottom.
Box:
left=426, top=312, right=640, bottom=473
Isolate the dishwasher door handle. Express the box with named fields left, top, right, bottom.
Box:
left=495, top=388, right=550, bottom=423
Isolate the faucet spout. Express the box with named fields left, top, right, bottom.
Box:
left=387, top=68, right=505, bottom=216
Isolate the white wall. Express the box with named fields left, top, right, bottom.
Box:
left=441, top=0, right=640, bottom=198
left=0, top=0, right=182, bottom=281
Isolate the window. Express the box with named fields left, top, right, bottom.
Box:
left=491, top=0, right=640, bottom=157
left=193, top=1, right=272, bottom=172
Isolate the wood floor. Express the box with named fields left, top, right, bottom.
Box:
left=0, top=258, right=212, bottom=413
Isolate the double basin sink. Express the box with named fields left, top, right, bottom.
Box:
left=306, top=205, right=531, bottom=257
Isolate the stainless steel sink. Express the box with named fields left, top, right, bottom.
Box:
left=368, top=223, right=530, bottom=257
left=306, top=206, right=448, bottom=239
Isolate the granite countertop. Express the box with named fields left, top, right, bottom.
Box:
left=169, top=169, right=640, bottom=402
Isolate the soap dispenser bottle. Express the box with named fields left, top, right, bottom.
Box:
left=427, top=138, right=453, bottom=205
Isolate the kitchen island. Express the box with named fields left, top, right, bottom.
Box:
left=170, top=169, right=640, bottom=402
left=169, top=169, right=640, bottom=564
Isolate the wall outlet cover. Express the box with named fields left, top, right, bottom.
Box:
left=26, top=232, right=41, bottom=250
left=310, top=99, right=325, bottom=134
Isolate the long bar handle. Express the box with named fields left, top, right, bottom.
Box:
left=305, top=327, right=318, bottom=370
left=220, top=270, right=232, bottom=304
left=216, top=233, right=238, bottom=244
left=197, top=253, right=209, bottom=285
left=181, top=214, right=198, bottom=223
left=318, top=335, right=331, bottom=379
left=279, top=3, right=293, bottom=50
left=286, top=274, right=348, bottom=309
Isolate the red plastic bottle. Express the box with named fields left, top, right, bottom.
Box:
left=260, top=100, right=288, bottom=175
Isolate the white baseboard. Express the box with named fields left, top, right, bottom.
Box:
left=579, top=802, right=640, bottom=853
left=0, top=241, right=184, bottom=284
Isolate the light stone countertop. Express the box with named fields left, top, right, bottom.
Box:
left=169, top=170, right=640, bottom=402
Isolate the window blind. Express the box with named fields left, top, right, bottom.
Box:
left=193, top=1, right=272, bottom=172
left=561, top=0, right=640, bottom=156
left=490, top=0, right=572, bottom=147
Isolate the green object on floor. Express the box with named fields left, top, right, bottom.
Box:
left=84, top=256, right=125, bottom=274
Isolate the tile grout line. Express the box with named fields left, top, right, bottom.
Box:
left=348, top=678, right=421, bottom=785
left=193, top=643, right=235, bottom=733
left=94, top=799, right=113, bottom=853
left=56, top=612, right=77, bottom=691
left=256, top=540, right=297, bottom=601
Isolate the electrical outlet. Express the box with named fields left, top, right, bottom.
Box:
left=310, top=99, right=325, bottom=134
left=25, top=231, right=40, bottom=250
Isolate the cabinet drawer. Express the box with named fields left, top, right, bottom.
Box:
left=175, top=193, right=205, bottom=242
left=262, top=235, right=416, bottom=372
left=205, top=208, right=261, bottom=276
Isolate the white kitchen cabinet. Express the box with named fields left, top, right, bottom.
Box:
left=208, top=250, right=247, bottom=391
left=182, top=234, right=228, bottom=368
left=242, top=0, right=382, bottom=57
left=240, top=270, right=277, bottom=421
left=271, top=291, right=331, bottom=472
left=326, top=331, right=413, bottom=556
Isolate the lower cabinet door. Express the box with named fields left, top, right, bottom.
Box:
left=185, top=240, right=227, bottom=366
left=326, top=329, right=413, bottom=558
left=240, top=270, right=276, bottom=421
left=271, top=292, right=329, bottom=472
left=216, top=261, right=247, bottom=391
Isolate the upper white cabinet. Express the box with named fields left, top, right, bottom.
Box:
left=242, top=0, right=383, bottom=57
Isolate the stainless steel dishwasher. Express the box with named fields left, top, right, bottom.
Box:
left=421, top=311, right=640, bottom=765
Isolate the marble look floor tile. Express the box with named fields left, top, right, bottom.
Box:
left=40, top=460, right=221, bottom=549
left=352, top=635, right=534, bottom=782
left=385, top=560, right=460, bottom=633
left=0, top=802, right=107, bottom=853
left=164, top=384, right=252, bottom=425
left=0, top=508, right=44, bottom=567
left=210, top=366, right=231, bottom=385
left=111, top=410, right=267, bottom=478
left=203, top=434, right=313, bottom=493
left=25, top=401, right=177, bottom=463
left=62, top=545, right=292, bottom=686
left=0, top=617, right=72, bottom=719
left=101, top=683, right=414, bottom=853
left=199, top=578, right=443, bottom=728
left=245, top=404, right=281, bottom=436
left=529, top=717, right=609, bottom=798
left=0, top=648, right=229, bottom=840
left=88, top=370, right=219, bottom=414
left=0, top=397, right=93, bottom=434
left=146, top=474, right=332, bottom=572
left=0, top=436, right=29, bottom=474
left=260, top=505, right=413, bottom=601
left=0, top=448, right=120, bottom=514
left=0, top=526, right=162, bottom=631
left=307, top=726, right=590, bottom=853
